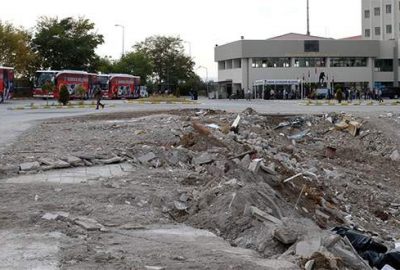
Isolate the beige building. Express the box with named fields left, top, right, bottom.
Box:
left=213, top=1, right=400, bottom=99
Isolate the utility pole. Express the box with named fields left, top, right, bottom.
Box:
left=307, top=0, right=310, bottom=36
left=115, top=24, right=125, bottom=57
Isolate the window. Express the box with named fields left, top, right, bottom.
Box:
left=293, top=58, right=326, bottom=68
left=375, top=59, right=393, bottom=72
left=251, top=58, right=290, bottom=68
left=330, top=58, right=368, bottom=67
left=218, top=61, right=226, bottom=70
left=365, top=29, right=371, bottom=37
left=375, top=26, right=381, bottom=35
left=386, top=4, right=392, bottom=13
left=364, top=10, right=370, bottom=18
left=304, top=40, right=319, bottom=52
left=387, top=24, right=392, bottom=34
left=374, top=7, right=380, bottom=16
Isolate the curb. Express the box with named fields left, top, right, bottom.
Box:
left=124, top=100, right=198, bottom=105
left=8, top=104, right=116, bottom=111
left=300, top=101, right=400, bottom=107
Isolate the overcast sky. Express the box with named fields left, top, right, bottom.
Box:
left=0, top=0, right=361, bottom=79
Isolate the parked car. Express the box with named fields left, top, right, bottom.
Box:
left=315, top=88, right=331, bottom=99
left=381, top=87, right=400, bottom=99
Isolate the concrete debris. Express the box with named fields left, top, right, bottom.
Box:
left=248, top=158, right=262, bottom=173
left=390, top=150, right=400, bottom=161
left=193, top=153, right=215, bottom=165
left=287, top=129, right=310, bottom=140
left=74, top=216, right=105, bottom=231
left=249, top=206, right=283, bottom=225
left=102, top=156, right=122, bottom=164
left=230, top=114, right=241, bottom=133
left=138, top=152, right=157, bottom=164
left=144, top=266, right=165, bottom=270
left=19, top=161, right=40, bottom=171
left=273, top=227, right=298, bottom=245
left=65, top=156, right=83, bottom=166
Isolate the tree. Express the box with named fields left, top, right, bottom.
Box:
left=92, top=56, right=114, bottom=74
left=0, top=21, right=38, bottom=77
left=134, top=36, right=195, bottom=91
left=32, top=17, right=104, bottom=71
left=113, top=51, right=153, bottom=85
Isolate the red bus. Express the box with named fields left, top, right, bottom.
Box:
left=33, top=70, right=90, bottom=99
left=0, top=67, right=14, bottom=103
left=98, top=74, right=140, bottom=99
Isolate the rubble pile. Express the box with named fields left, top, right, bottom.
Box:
left=1, top=109, right=400, bottom=269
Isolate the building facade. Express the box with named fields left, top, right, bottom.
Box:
left=214, top=1, right=400, bottom=99
left=362, top=0, right=399, bottom=40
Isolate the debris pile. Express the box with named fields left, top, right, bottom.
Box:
left=1, top=109, right=400, bottom=269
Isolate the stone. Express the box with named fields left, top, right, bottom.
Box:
left=261, top=162, right=277, bottom=175
left=38, top=158, right=54, bottom=166
left=192, top=153, right=214, bottom=165
left=273, top=227, right=298, bottom=245
left=74, top=216, right=105, bottom=231
left=240, top=154, right=251, bottom=168
left=248, top=159, right=262, bottom=173
left=304, top=259, right=315, bottom=270
left=19, top=161, right=40, bottom=171
left=102, top=156, right=122, bottom=164
left=144, top=266, right=165, bottom=270
left=390, top=150, right=400, bottom=161
left=249, top=206, right=283, bottom=225
left=295, top=237, right=322, bottom=258
left=53, top=160, right=71, bottom=169
left=0, top=164, right=19, bottom=175
left=65, top=156, right=83, bottom=166
left=138, top=152, right=156, bottom=164
left=42, top=212, right=69, bottom=221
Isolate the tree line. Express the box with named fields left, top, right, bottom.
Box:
left=0, top=17, right=205, bottom=94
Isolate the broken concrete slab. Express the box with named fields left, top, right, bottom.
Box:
left=248, top=158, right=262, bottom=173
left=65, top=156, right=83, bottom=166
left=273, top=227, right=298, bottom=245
left=19, top=161, right=40, bottom=171
left=260, top=162, right=277, bottom=175
left=144, top=266, right=165, bottom=270
left=74, top=216, right=105, bottom=231
left=102, top=156, right=122, bottom=164
left=193, top=153, right=215, bottom=165
left=138, top=152, right=156, bottom=164
left=390, top=150, right=400, bottom=161
left=249, top=206, right=283, bottom=225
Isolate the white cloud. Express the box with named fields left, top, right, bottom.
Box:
left=0, top=0, right=361, bottom=79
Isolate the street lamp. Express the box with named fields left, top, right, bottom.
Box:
left=114, top=24, right=125, bottom=57
left=198, top=65, right=209, bottom=97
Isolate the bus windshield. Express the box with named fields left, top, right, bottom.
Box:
left=34, top=72, right=57, bottom=88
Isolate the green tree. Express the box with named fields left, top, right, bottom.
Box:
left=0, top=21, right=38, bottom=77
left=134, top=36, right=195, bottom=91
left=32, top=17, right=104, bottom=71
left=92, top=56, right=114, bottom=74
left=113, top=51, right=153, bottom=85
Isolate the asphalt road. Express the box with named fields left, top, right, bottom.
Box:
left=1, top=97, right=400, bottom=151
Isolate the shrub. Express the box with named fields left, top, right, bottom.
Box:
left=76, top=85, right=86, bottom=100
left=58, top=85, right=70, bottom=105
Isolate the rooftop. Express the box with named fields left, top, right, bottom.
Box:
left=267, top=32, right=333, bottom=41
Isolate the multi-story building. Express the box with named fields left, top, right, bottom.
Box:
left=362, top=0, right=399, bottom=40
left=213, top=0, right=400, bottom=99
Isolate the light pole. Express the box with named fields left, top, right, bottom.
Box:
left=183, top=41, right=192, bottom=57
left=198, top=65, right=208, bottom=97
left=115, top=24, right=125, bottom=57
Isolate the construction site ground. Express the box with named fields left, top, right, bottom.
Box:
left=1, top=105, right=400, bottom=269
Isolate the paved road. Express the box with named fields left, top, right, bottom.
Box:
left=1, top=98, right=400, bottom=151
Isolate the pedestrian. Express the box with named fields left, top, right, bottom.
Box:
left=246, top=88, right=252, bottom=101
left=378, top=88, right=384, bottom=103
left=94, top=86, right=105, bottom=110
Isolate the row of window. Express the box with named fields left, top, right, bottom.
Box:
left=249, top=58, right=368, bottom=68
left=365, top=25, right=393, bottom=37
left=219, top=58, right=398, bottom=70
left=364, top=3, right=400, bottom=18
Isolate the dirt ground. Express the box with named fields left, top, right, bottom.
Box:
left=1, top=109, right=400, bottom=269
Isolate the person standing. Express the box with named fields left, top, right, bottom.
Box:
left=94, top=86, right=105, bottom=110
left=246, top=88, right=252, bottom=101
